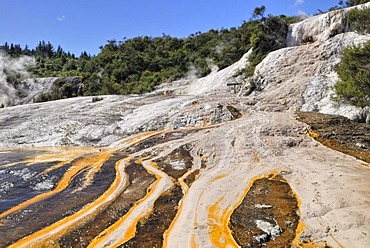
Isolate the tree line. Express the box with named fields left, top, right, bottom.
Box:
left=0, top=9, right=299, bottom=98
left=0, top=0, right=368, bottom=105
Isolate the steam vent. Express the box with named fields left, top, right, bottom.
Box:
left=1, top=2, right=370, bottom=248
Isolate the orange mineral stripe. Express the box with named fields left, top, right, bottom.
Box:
left=88, top=160, right=171, bottom=247
left=8, top=157, right=129, bottom=248
left=0, top=152, right=111, bottom=219
left=208, top=171, right=280, bottom=248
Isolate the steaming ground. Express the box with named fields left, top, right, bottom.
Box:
left=0, top=52, right=35, bottom=106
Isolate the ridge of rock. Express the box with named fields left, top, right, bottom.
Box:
left=287, top=2, right=370, bottom=47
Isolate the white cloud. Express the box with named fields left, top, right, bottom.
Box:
left=295, top=0, right=304, bottom=5
left=57, top=15, right=65, bottom=22
left=297, top=10, right=308, bottom=18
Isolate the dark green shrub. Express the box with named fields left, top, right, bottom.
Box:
left=335, top=42, right=370, bottom=107
left=344, top=0, right=370, bottom=7
left=33, top=92, right=54, bottom=103
left=33, top=77, right=83, bottom=103
left=347, top=6, right=370, bottom=34
left=246, top=15, right=290, bottom=76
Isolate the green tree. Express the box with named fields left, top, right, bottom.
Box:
left=344, top=0, right=370, bottom=6
left=248, top=14, right=290, bottom=72
left=335, top=42, right=370, bottom=107
left=35, top=41, right=54, bottom=58
left=252, top=5, right=266, bottom=20
left=347, top=6, right=370, bottom=34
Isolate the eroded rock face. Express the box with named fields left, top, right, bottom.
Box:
left=286, top=2, right=370, bottom=47
left=239, top=2, right=370, bottom=121
left=16, top=77, right=57, bottom=104
left=287, top=8, right=349, bottom=47
left=12, top=76, right=83, bottom=106
left=243, top=31, right=370, bottom=120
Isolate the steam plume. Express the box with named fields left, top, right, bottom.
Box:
left=0, top=52, right=35, bottom=106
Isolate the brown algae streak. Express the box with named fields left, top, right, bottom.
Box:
left=229, top=173, right=300, bottom=247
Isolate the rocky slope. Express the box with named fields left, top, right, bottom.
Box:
left=242, top=2, right=370, bottom=121
left=0, top=3, right=370, bottom=248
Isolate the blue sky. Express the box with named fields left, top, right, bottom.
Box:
left=0, top=0, right=340, bottom=55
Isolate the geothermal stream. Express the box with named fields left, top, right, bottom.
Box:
left=0, top=120, right=300, bottom=248
left=1, top=99, right=369, bottom=248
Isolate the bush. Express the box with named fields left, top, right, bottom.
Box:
left=347, top=6, right=370, bottom=34
left=33, top=92, right=56, bottom=103
left=33, top=77, right=83, bottom=103
left=335, top=42, right=370, bottom=107
left=345, top=0, right=370, bottom=7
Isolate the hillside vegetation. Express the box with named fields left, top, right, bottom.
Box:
left=335, top=5, right=370, bottom=107
left=0, top=1, right=369, bottom=106
left=1, top=8, right=297, bottom=99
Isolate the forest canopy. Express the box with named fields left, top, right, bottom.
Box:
left=0, top=9, right=298, bottom=99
